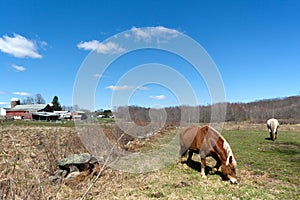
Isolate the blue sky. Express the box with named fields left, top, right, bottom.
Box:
left=0, top=0, right=299, bottom=110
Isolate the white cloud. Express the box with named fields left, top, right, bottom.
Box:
left=106, top=85, right=150, bottom=91
left=124, top=33, right=131, bottom=38
left=77, top=40, right=125, bottom=54
left=39, top=41, right=48, bottom=50
left=131, top=27, right=152, bottom=41
left=77, top=40, right=100, bottom=51
left=0, top=102, right=8, bottom=105
left=12, top=92, right=31, bottom=96
left=106, top=85, right=134, bottom=91
left=0, top=33, right=43, bottom=58
left=135, top=86, right=150, bottom=90
left=12, top=64, right=26, bottom=72
left=130, top=26, right=180, bottom=42
left=149, top=95, right=166, bottom=100
left=94, top=73, right=102, bottom=78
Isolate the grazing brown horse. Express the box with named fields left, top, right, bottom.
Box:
left=179, top=126, right=237, bottom=184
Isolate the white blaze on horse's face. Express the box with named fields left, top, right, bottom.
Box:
left=221, top=156, right=238, bottom=184
left=230, top=177, right=238, bottom=184
left=222, top=139, right=238, bottom=183
left=274, top=126, right=278, bottom=134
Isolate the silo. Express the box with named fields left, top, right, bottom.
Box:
left=11, top=98, right=20, bottom=108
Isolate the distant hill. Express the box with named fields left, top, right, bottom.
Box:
left=235, top=95, right=300, bottom=123
left=115, top=96, right=300, bottom=124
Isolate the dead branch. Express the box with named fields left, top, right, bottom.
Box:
left=80, top=133, right=125, bottom=200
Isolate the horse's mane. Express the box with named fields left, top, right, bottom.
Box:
left=208, top=126, right=237, bottom=167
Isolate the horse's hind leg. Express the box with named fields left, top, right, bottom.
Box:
left=178, top=146, right=187, bottom=163
left=187, top=150, right=193, bottom=162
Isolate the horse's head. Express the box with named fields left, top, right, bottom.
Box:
left=221, top=156, right=237, bottom=184
left=270, top=131, right=276, bottom=141
left=270, top=126, right=278, bottom=141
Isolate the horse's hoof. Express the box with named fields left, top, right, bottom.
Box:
left=201, top=174, right=207, bottom=179
left=209, top=168, right=218, bottom=175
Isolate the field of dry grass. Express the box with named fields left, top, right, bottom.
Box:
left=0, top=122, right=299, bottom=199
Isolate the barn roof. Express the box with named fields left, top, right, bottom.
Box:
left=9, top=104, right=50, bottom=112
left=32, top=112, right=60, bottom=117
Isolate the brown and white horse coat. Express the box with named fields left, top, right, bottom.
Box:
left=179, top=126, right=237, bottom=184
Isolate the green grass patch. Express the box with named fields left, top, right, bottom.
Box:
left=222, top=130, right=300, bottom=185
left=114, top=128, right=299, bottom=199
left=97, top=117, right=115, bottom=123
left=1, top=119, right=75, bottom=127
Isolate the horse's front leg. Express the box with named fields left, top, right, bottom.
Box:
left=200, top=157, right=206, bottom=178
left=210, top=153, right=221, bottom=174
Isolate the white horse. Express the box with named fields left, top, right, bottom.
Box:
left=267, top=118, right=279, bottom=141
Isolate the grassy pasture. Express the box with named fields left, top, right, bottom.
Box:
left=114, top=128, right=299, bottom=199
left=1, top=119, right=75, bottom=127
left=0, top=123, right=299, bottom=199
left=223, top=130, right=300, bottom=185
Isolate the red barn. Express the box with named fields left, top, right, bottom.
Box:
left=6, top=104, right=53, bottom=120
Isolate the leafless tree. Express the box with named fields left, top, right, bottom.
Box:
left=35, top=93, right=46, bottom=104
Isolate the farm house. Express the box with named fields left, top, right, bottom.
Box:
left=71, top=110, right=87, bottom=120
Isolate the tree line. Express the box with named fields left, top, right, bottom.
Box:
left=22, top=94, right=300, bottom=123
left=22, top=94, right=62, bottom=111
left=115, top=96, right=300, bottom=124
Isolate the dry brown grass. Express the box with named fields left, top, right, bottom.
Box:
left=0, top=125, right=87, bottom=199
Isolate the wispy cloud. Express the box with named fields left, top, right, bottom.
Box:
left=0, top=102, right=8, bottom=105
left=12, top=64, right=26, bottom=72
left=106, top=85, right=150, bottom=91
left=39, top=41, right=48, bottom=50
left=149, top=95, right=166, bottom=100
left=12, top=91, right=31, bottom=96
left=135, top=86, right=150, bottom=91
left=130, top=26, right=179, bottom=42
left=106, top=85, right=134, bottom=91
left=94, top=73, right=102, bottom=78
left=77, top=40, right=125, bottom=54
left=133, top=86, right=150, bottom=92
left=0, top=91, right=5, bottom=94
left=0, top=33, right=43, bottom=58
left=124, top=33, right=131, bottom=38
left=77, top=26, right=178, bottom=54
